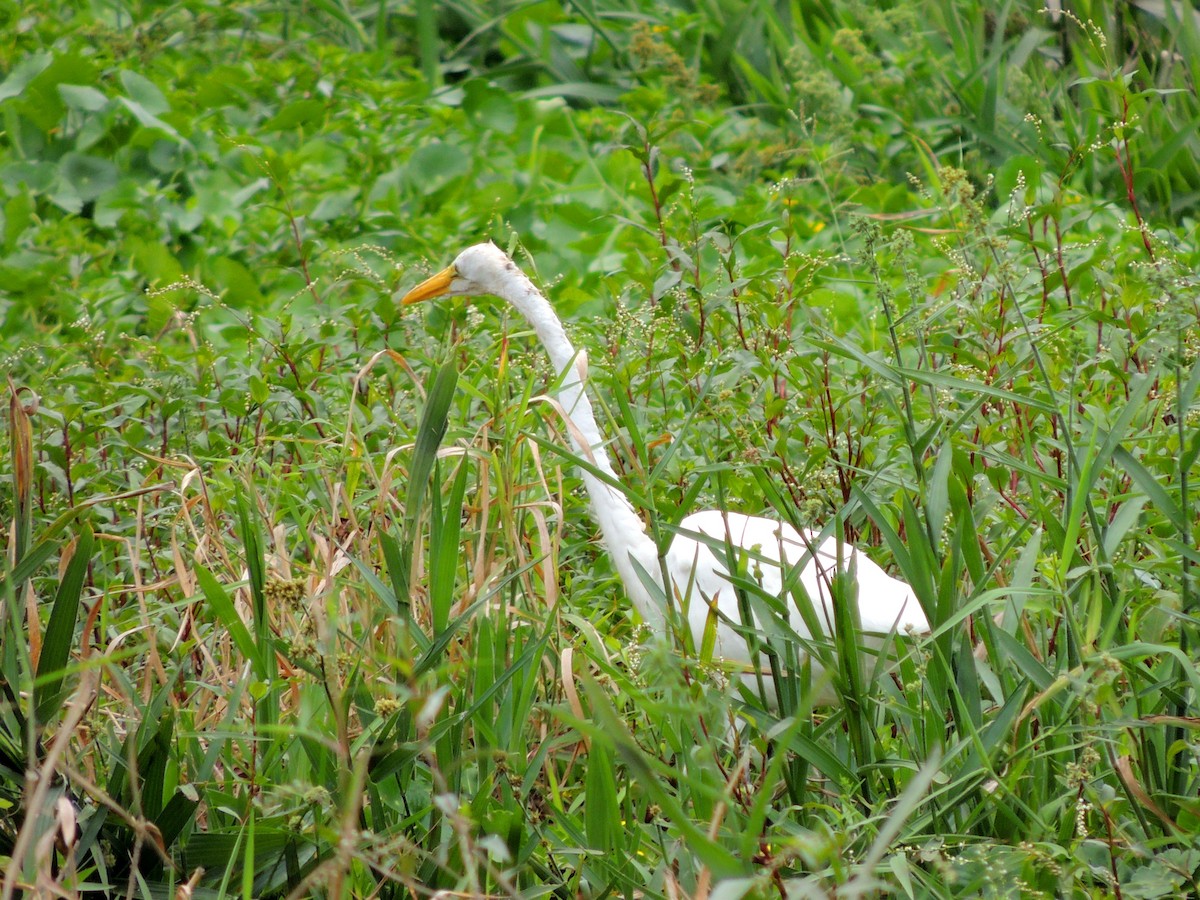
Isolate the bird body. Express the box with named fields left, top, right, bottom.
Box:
left=402, top=242, right=928, bottom=698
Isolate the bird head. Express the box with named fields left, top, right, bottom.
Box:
left=401, top=242, right=515, bottom=304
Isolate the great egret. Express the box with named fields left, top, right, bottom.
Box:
left=402, top=242, right=928, bottom=701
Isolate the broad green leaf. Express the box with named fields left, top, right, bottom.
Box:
left=57, top=83, right=108, bottom=112
left=429, top=457, right=469, bottom=634
left=584, top=739, right=621, bottom=853
left=196, top=565, right=262, bottom=676
left=58, top=152, right=118, bottom=202
left=400, top=357, right=459, bottom=597
left=34, top=524, right=93, bottom=724
left=119, top=69, right=169, bottom=114
left=0, top=51, right=53, bottom=102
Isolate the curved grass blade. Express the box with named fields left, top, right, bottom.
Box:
left=398, top=357, right=459, bottom=599
left=34, top=523, right=93, bottom=725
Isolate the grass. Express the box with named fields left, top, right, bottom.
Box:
left=1, top=0, right=1199, bottom=897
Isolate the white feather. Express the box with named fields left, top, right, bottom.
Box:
left=403, top=242, right=929, bottom=701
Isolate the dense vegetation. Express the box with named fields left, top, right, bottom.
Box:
left=2, top=0, right=1198, bottom=896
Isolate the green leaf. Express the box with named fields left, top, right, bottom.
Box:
left=400, top=357, right=459, bottom=597
left=17, top=53, right=99, bottom=132
left=34, top=524, right=93, bottom=724
left=463, top=80, right=517, bottom=134
left=58, top=152, right=119, bottom=202
left=1114, top=446, right=1187, bottom=533
left=196, top=565, right=262, bottom=676
left=156, top=789, right=200, bottom=850
left=405, top=141, right=471, bottom=192
left=429, top=458, right=469, bottom=634
left=209, top=256, right=265, bottom=306
left=584, top=738, right=621, bottom=853
left=926, top=439, right=953, bottom=540
left=0, top=52, right=53, bottom=102
left=310, top=186, right=359, bottom=221
left=57, top=83, right=108, bottom=112
left=119, top=69, right=169, bottom=115
left=261, top=98, right=327, bottom=132
left=138, top=706, right=174, bottom=820
left=126, top=234, right=184, bottom=287
left=117, top=95, right=181, bottom=140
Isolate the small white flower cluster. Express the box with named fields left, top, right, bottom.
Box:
left=1006, top=170, right=1034, bottom=226
left=145, top=274, right=220, bottom=302
left=1074, top=798, right=1091, bottom=839
left=905, top=171, right=933, bottom=201
left=1038, top=8, right=1107, bottom=51
left=769, top=177, right=805, bottom=197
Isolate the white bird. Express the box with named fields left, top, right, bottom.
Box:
left=402, top=242, right=929, bottom=703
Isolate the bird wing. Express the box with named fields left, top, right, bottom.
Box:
left=665, top=510, right=927, bottom=663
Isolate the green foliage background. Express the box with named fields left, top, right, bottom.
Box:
left=1, top=0, right=1199, bottom=897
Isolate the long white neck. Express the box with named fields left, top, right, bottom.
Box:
left=497, top=268, right=664, bottom=628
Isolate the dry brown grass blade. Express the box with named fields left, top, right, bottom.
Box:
left=175, top=866, right=205, bottom=900
left=1140, top=715, right=1200, bottom=728
left=1115, top=754, right=1178, bottom=833
left=554, top=646, right=587, bottom=788
left=1018, top=664, right=1083, bottom=726
left=527, top=506, right=557, bottom=609
left=561, top=646, right=585, bottom=738
left=532, top=392, right=602, bottom=470
left=7, top=378, right=35, bottom=567
left=27, top=795, right=80, bottom=896
left=24, top=579, right=41, bottom=670
left=524, top=438, right=567, bottom=611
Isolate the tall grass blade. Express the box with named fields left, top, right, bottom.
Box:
left=196, top=564, right=262, bottom=676
left=584, top=739, right=621, bottom=854
left=415, top=0, right=440, bottom=88
left=428, top=457, right=468, bottom=634
left=234, top=488, right=272, bottom=681
left=33, top=523, right=93, bottom=724
left=1113, top=447, right=1188, bottom=533
left=398, top=357, right=459, bottom=598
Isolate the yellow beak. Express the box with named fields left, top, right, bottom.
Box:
left=401, top=265, right=456, bottom=305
